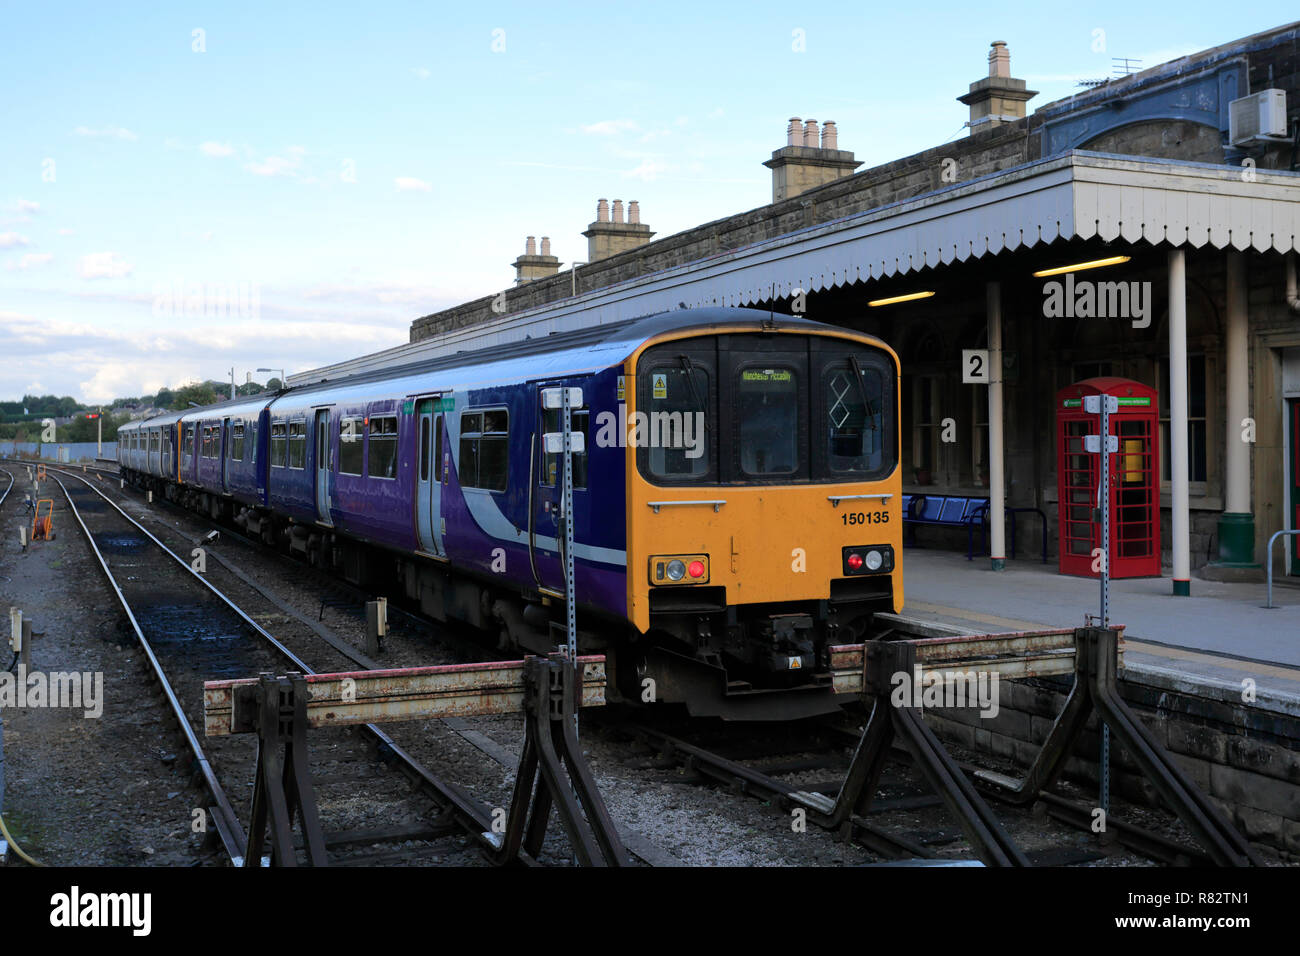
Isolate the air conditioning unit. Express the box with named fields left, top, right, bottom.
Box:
left=1229, top=89, right=1288, bottom=144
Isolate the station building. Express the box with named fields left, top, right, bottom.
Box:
left=300, top=22, right=1300, bottom=593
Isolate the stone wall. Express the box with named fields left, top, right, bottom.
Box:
left=925, top=670, right=1300, bottom=859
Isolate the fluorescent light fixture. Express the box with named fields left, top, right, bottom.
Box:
left=1032, top=255, right=1131, bottom=278
left=867, top=290, right=935, bottom=307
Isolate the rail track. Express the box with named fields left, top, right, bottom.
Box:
left=79, top=458, right=1254, bottom=867
left=606, top=711, right=1234, bottom=866
left=46, top=466, right=517, bottom=866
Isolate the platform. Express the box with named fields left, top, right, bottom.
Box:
left=902, top=550, right=1300, bottom=711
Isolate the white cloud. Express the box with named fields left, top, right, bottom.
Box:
left=582, top=119, right=638, bottom=136
left=14, top=200, right=40, bottom=215
left=58, top=228, right=76, bottom=236
left=200, top=141, right=235, bottom=157
left=7, top=253, right=54, bottom=271
left=412, top=67, right=431, bottom=79
left=73, top=125, right=138, bottom=141
left=625, top=159, right=667, bottom=181
left=0, top=232, right=31, bottom=248
left=246, top=154, right=302, bottom=177
left=394, top=176, right=432, bottom=192
left=79, top=251, right=133, bottom=279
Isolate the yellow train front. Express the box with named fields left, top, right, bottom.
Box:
left=621, top=315, right=902, bottom=720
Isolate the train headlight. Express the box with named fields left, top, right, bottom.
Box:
left=650, top=554, right=710, bottom=585
left=864, top=550, right=884, bottom=571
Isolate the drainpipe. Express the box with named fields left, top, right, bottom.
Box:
left=1287, top=252, right=1300, bottom=313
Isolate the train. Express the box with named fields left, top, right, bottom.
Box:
left=117, top=307, right=902, bottom=719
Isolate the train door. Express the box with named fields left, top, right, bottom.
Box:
left=314, top=408, right=333, bottom=525
left=530, top=383, right=591, bottom=593
left=415, top=397, right=446, bottom=557
left=221, top=417, right=231, bottom=492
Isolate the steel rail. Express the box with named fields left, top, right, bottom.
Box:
left=49, top=467, right=512, bottom=864
left=0, top=467, right=12, bottom=508
left=49, top=471, right=250, bottom=865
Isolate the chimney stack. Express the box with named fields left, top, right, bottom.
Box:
left=513, top=234, right=562, bottom=285
left=958, top=41, right=1037, bottom=133
left=764, top=117, right=861, bottom=203
left=584, top=199, right=654, bottom=262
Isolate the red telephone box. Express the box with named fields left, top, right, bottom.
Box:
left=1056, top=378, right=1160, bottom=578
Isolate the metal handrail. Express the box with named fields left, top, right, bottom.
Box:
left=1265, top=528, right=1300, bottom=608
left=647, top=499, right=726, bottom=514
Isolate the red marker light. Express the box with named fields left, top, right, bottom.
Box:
left=847, top=553, right=864, bottom=570
left=687, top=560, right=705, bottom=578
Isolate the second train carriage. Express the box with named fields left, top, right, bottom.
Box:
left=119, top=307, right=902, bottom=719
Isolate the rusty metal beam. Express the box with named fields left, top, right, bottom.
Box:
left=829, top=627, right=1125, bottom=695
left=204, top=656, right=606, bottom=736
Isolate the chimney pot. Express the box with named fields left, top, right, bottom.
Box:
left=821, top=120, right=837, bottom=150
left=787, top=117, right=803, bottom=146
left=612, top=199, right=624, bottom=223
left=525, top=235, right=536, bottom=256
left=540, top=236, right=551, bottom=257
left=628, top=200, right=640, bottom=224
left=597, top=198, right=609, bottom=222
left=803, top=119, right=819, bottom=148
left=989, top=40, right=1010, bottom=78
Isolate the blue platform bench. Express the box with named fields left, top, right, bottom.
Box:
left=902, top=494, right=1048, bottom=563
left=902, top=495, right=989, bottom=560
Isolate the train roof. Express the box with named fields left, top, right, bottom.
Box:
left=168, top=307, right=892, bottom=419
left=278, top=307, right=884, bottom=399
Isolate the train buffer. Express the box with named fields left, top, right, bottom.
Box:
left=203, top=653, right=629, bottom=867
left=30, top=499, right=54, bottom=541
left=813, top=626, right=1260, bottom=867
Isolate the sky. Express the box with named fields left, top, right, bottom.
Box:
left=1, top=1, right=1296, bottom=404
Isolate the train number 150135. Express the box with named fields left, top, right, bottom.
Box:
left=841, top=511, right=889, bottom=525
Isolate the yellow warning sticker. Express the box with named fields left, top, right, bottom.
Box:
left=652, top=373, right=667, bottom=399
left=788, top=656, right=802, bottom=669
left=617, top=375, right=625, bottom=401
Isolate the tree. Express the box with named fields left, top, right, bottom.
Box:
left=266, top=377, right=283, bottom=391
left=173, top=381, right=220, bottom=409
left=155, top=387, right=175, bottom=408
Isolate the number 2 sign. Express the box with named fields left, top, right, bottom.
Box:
left=962, top=349, right=990, bottom=384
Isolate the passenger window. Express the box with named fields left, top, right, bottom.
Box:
left=419, top=418, right=430, bottom=482
left=287, top=421, right=307, bottom=469
left=541, top=407, right=588, bottom=489
left=367, top=415, right=398, bottom=479
left=270, top=423, right=287, bottom=468
left=434, top=416, right=443, bottom=481
left=459, top=409, right=508, bottom=491
left=230, top=423, right=245, bottom=462
left=339, top=417, right=364, bottom=475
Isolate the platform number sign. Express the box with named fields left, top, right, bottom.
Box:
left=962, top=349, right=990, bottom=384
